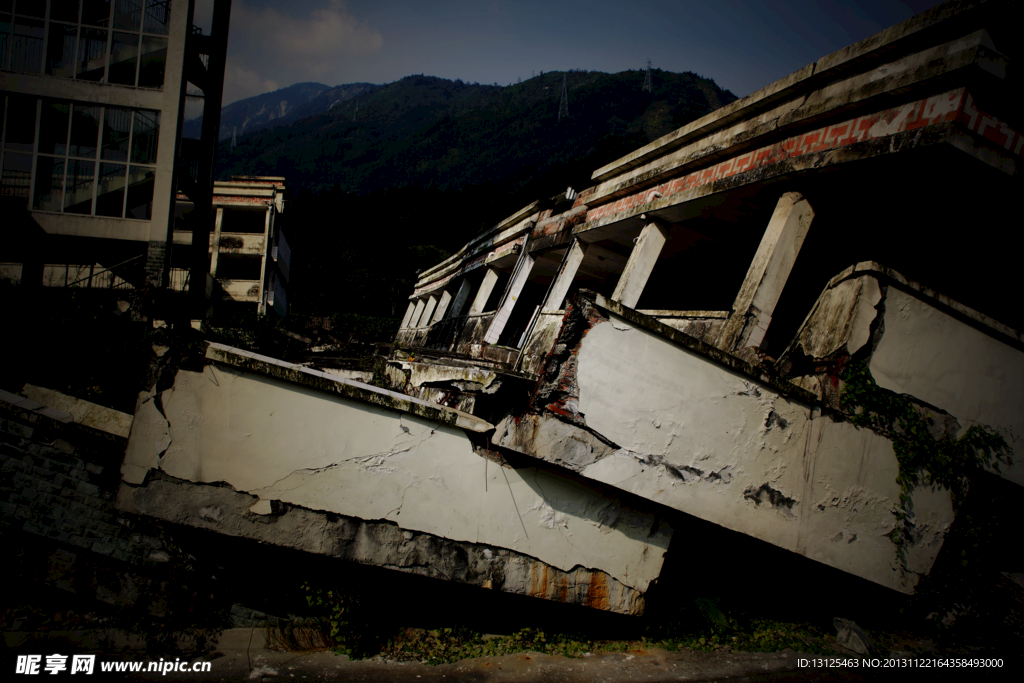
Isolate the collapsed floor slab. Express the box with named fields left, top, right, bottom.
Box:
left=117, top=343, right=672, bottom=615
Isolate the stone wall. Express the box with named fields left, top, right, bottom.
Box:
left=0, top=389, right=158, bottom=564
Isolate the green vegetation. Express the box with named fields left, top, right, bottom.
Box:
left=839, top=360, right=1010, bottom=571
left=219, top=71, right=735, bottom=321
left=218, top=70, right=735, bottom=202
left=272, top=584, right=925, bottom=665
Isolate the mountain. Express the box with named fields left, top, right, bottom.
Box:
left=213, top=70, right=737, bottom=318
left=183, top=81, right=381, bottom=140
left=218, top=70, right=736, bottom=210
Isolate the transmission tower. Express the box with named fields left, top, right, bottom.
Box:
left=353, top=100, right=358, bottom=122
left=231, top=126, right=237, bottom=148
left=642, top=58, right=653, bottom=93
left=558, top=72, right=569, bottom=121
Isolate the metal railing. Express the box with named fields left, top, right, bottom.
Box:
left=423, top=315, right=471, bottom=351
left=61, top=254, right=145, bottom=290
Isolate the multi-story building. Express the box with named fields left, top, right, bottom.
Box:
left=0, top=0, right=231, bottom=313
left=172, top=176, right=291, bottom=316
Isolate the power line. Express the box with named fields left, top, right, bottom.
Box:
left=558, top=72, right=569, bottom=121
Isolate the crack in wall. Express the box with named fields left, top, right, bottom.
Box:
left=246, top=418, right=438, bottom=496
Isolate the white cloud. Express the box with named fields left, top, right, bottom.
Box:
left=221, top=0, right=383, bottom=104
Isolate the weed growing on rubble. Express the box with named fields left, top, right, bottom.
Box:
left=377, top=619, right=844, bottom=664
left=839, top=361, right=1010, bottom=573
left=297, top=583, right=386, bottom=658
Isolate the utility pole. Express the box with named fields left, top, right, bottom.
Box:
left=558, top=72, right=569, bottom=121
left=642, top=58, right=653, bottom=93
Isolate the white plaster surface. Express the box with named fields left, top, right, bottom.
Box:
left=573, top=314, right=952, bottom=592
left=122, top=363, right=670, bottom=593
left=792, top=276, right=883, bottom=360
left=404, top=362, right=499, bottom=392
left=870, top=287, right=1024, bottom=485
left=21, top=384, right=133, bottom=438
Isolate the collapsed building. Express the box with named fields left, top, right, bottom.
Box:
left=118, top=0, right=1022, bottom=616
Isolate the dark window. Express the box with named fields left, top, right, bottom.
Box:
left=217, top=255, right=263, bottom=281
left=76, top=27, right=107, bottom=81
left=137, top=34, right=165, bottom=88
left=81, top=0, right=112, bottom=28
left=33, top=156, right=65, bottom=211
left=124, top=164, right=153, bottom=219
left=113, top=0, right=141, bottom=31
left=13, top=0, right=44, bottom=18
left=101, top=106, right=131, bottom=161
left=11, top=17, right=44, bottom=73
left=64, top=158, right=95, bottom=213
left=45, top=22, right=78, bottom=77
left=13, top=98, right=159, bottom=221
left=221, top=209, right=267, bottom=234
left=142, top=0, right=169, bottom=35
left=38, top=102, right=70, bottom=156
left=95, top=161, right=126, bottom=216
left=51, top=0, right=82, bottom=24
left=129, top=109, right=158, bottom=163
left=3, top=95, right=37, bottom=152
left=1, top=151, right=32, bottom=198
left=69, top=104, right=100, bottom=158
left=108, top=31, right=138, bottom=85
left=0, top=14, right=11, bottom=71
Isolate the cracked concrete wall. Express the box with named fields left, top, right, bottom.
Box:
left=120, top=360, right=672, bottom=613
left=782, top=272, right=1022, bottom=487
left=869, top=286, right=1024, bottom=486
left=520, top=313, right=565, bottom=376
left=498, top=311, right=954, bottom=593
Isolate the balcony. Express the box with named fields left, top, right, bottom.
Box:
left=219, top=279, right=262, bottom=302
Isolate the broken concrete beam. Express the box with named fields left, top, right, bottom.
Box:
left=119, top=343, right=672, bottom=614
left=611, top=220, right=669, bottom=309
left=716, top=192, right=815, bottom=353
left=118, top=473, right=646, bottom=614
left=779, top=266, right=1023, bottom=488
left=501, top=293, right=955, bottom=594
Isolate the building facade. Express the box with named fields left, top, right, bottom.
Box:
left=118, top=0, right=1021, bottom=614
left=172, top=176, right=291, bottom=316
left=0, top=0, right=230, bottom=311
left=389, top=0, right=1024, bottom=595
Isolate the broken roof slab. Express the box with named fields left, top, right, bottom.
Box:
left=119, top=343, right=673, bottom=614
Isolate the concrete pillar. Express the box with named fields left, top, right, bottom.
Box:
left=430, top=290, right=453, bottom=324
left=401, top=301, right=417, bottom=329
left=717, top=192, right=815, bottom=352
left=611, top=220, right=669, bottom=309
left=469, top=268, right=500, bottom=315
left=208, top=208, right=224, bottom=276
left=448, top=278, right=475, bottom=319
left=187, top=0, right=233, bottom=317
left=257, top=208, right=272, bottom=316
left=544, top=239, right=587, bottom=311
left=147, top=0, right=191, bottom=292
left=410, top=299, right=426, bottom=328
left=484, top=254, right=535, bottom=345
left=420, top=295, right=439, bottom=327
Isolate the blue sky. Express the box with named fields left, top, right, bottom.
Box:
left=194, top=1, right=947, bottom=106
